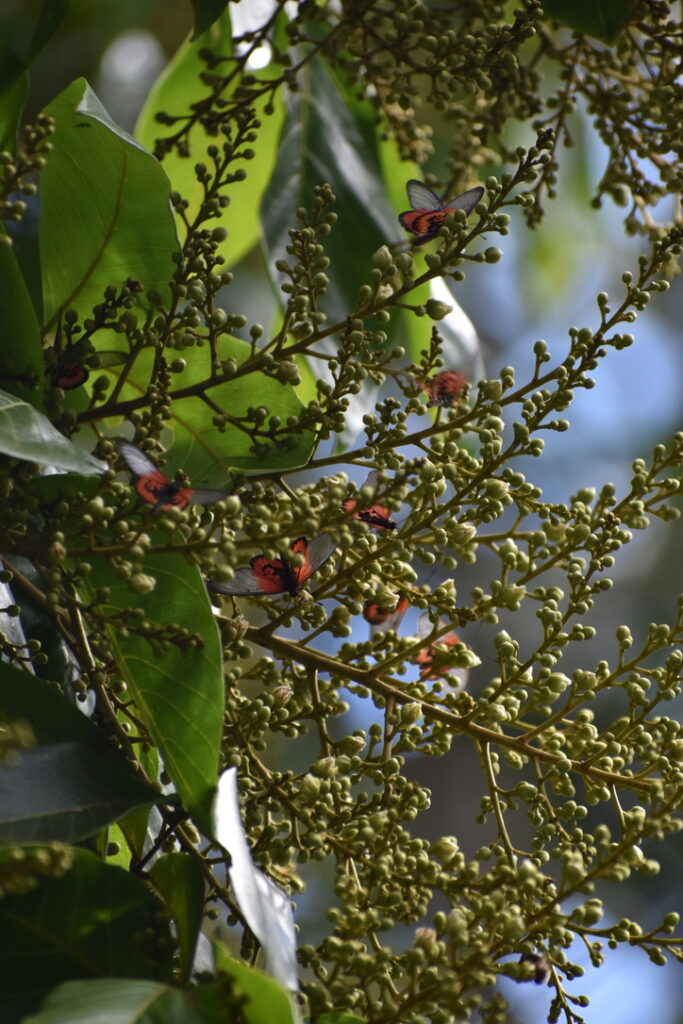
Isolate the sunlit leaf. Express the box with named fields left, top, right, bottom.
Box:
left=213, top=768, right=298, bottom=991
left=25, top=978, right=207, bottom=1024
left=0, top=389, right=107, bottom=474
left=213, top=945, right=298, bottom=1024
left=96, top=336, right=314, bottom=476
left=136, top=10, right=285, bottom=270
left=40, top=79, right=179, bottom=330
left=80, top=555, right=223, bottom=836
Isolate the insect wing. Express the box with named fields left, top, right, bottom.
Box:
left=116, top=439, right=159, bottom=478
left=208, top=565, right=283, bottom=597
left=365, top=595, right=409, bottom=635
left=405, top=179, right=444, bottom=212
left=187, top=487, right=231, bottom=506
left=443, top=185, right=484, bottom=216
left=296, top=533, right=337, bottom=585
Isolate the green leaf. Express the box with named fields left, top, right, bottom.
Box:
left=262, top=56, right=397, bottom=326
left=24, top=0, right=70, bottom=65
left=0, top=43, right=27, bottom=156
left=0, top=241, right=43, bottom=404
left=27, top=976, right=262, bottom=1024
left=149, top=853, right=205, bottom=983
left=191, top=0, right=229, bottom=39
left=96, top=336, right=314, bottom=476
left=136, top=12, right=286, bottom=270
left=0, top=388, right=107, bottom=474
left=542, top=0, right=635, bottom=43
left=261, top=56, right=400, bottom=445
left=213, top=946, right=298, bottom=1024
left=80, top=554, right=224, bottom=836
left=0, top=741, right=158, bottom=846
left=25, top=978, right=207, bottom=1024
left=39, top=79, right=179, bottom=330
left=0, top=849, right=173, bottom=1021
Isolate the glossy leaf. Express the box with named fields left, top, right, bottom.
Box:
left=0, top=242, right=43, bottom=404
left=98, top=336, right=314, bottom=476
left=80, top=554, right=224, bottom=836
left=191, top=0, right=229, bottom=39
left=149, top=852, right=205, bottom=982
left=0, top=741, right=158, bottom=846
left=542, top=0, right=634, bottom=43
left=261, top=56, right=396, bottom=326
left=25, top=978, right=207, bottom=1024
left=0, top=389, right=107, bottom=474
left=0, top=849, right=173, bottom=1021
left=261, top=56, right=398, bottom=445
left=40, top=79, right=179, bottom=330
left=213, top=769, right=298, bottom=991
left=213, top=945, right=298, bottom=1024
left=136, top=10, right=285, bottom=270
left=0, top=43, right=26, bottom=156
left=24, top=0, right=71, bottom=64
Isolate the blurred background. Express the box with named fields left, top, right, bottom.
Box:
left=3, top=1, right=681, bottom=1020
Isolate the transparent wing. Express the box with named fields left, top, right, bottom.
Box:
left=405, top=179, right=444, bottom=211
left=443, top=185, right=484, bottom=215
left=115, top=439, right=158, bottom=477
left=190, top=488, right=230, bottom=506
left=305, top=533, right=338, bottom=574
left=208, top=568, right=270, bottom=596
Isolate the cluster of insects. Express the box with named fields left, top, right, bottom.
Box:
left=70, top=180, right=483, bottom=683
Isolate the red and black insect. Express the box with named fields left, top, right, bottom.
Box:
left=363, top=595, right=410, bottom=635
left=399, top=180, right=484, bottom=244
left=414, top=612, right=473, bottom=691
left=208, top=534, right=337, bottom=597
left=421, top=370, right=468, bottom=408
left=116, top=439, right=230, bottom=511
left=52, top=360, right=89, bottom=390
left=342, top=470, right=396, bottom=531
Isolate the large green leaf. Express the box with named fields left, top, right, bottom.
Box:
left=25, top=979, right=207, bottom=1024
left=149, top=852, right=205, bottom=982
left=260, top=56, right=400, bottom=446
left=80, top=554, right=223, bottom=836
left=0, top=241, right=43, bottom=404
left=26, top=975, right=279, bottom=1024
left=261, top=56, right=397, bottom=326
left=136, top=11, right=285, bottom=270
left=542, top=0, right=635, bottom=43
left=0, top=388, right=107, bottom=474
left=0, top=849, right=173, bottom=1021
left=191, top=0, right=229, bottom=39
left=0, top=43, right=26, bottom=156
left=0, top=741, right=158, bottom=846
left=213, top=946, right=298, bottom=1024
left=96, top=336, right=314, bottom=476
left=39, top=79, right=179, bottom=330
left=23, top=0, right=70, bottom=65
